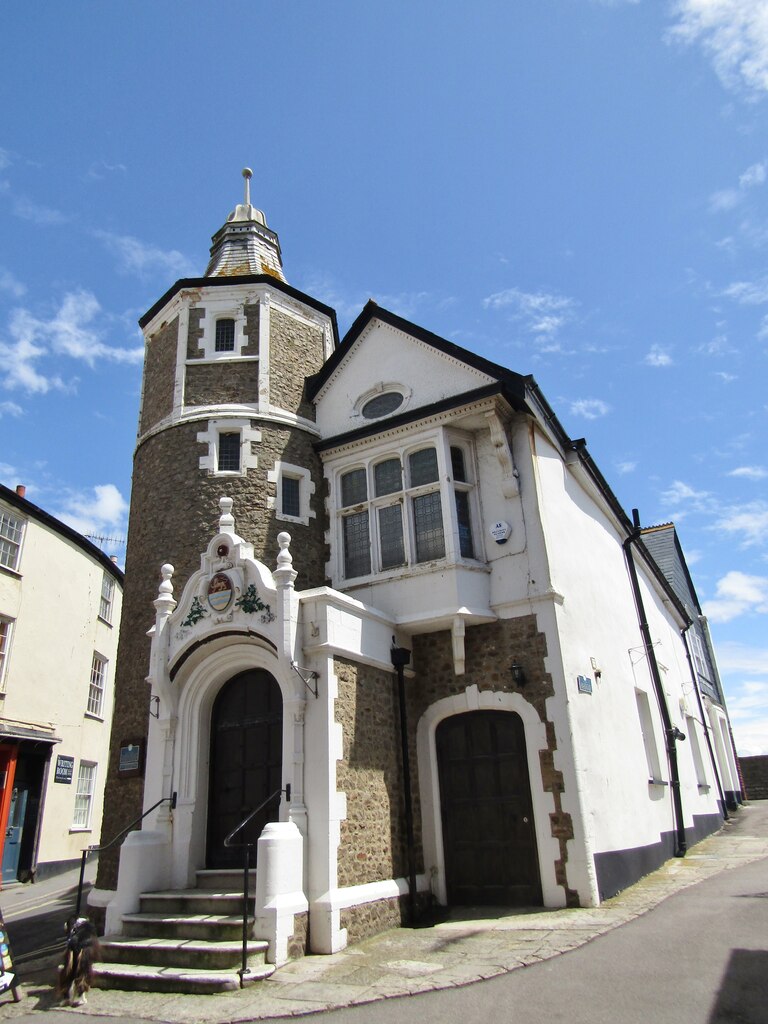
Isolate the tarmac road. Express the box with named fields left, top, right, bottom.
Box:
left=317, top=852, right=768, bottom=1024
left=0, top=808, right=765, bottom=1023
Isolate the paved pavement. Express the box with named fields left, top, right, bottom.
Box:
left=0, top=803, right=766, bottom=1023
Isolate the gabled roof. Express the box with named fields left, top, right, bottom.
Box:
left=0, top=484, right=124, bottom=583
left=306, top=300, right=528, bottom=402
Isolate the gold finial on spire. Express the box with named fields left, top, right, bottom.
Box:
left=242, top=167, right=253, bottom=207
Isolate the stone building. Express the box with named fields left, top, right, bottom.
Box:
left=0, top=483, right=123, bottom=883
left=91, top=173, right=740, bottom=991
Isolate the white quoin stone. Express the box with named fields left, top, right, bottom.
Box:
left=254, top=821, right=308, bottom=965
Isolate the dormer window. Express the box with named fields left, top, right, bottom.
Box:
left=215, top=318, right=236, bottom=352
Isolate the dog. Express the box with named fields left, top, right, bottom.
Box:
left=57, top=916, right=101, bottom=1006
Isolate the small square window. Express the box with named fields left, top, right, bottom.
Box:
left=409, top=448, right=439, bottom=487
left=341, top=468, right=367, bottom=507
left=88, top=654, right=107, bottom=717
left=0, top=509, right=24, bottom=572
left=215, top=318, right=236, bottom=352
left=282, top=476, right=301, bottom=518
left=218, top=433, right=241, bottom=472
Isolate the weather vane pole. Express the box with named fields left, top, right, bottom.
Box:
left=242, top=167, right=253, bottom=207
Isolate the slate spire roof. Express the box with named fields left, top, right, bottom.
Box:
left=205, top=168, right=285, bottom=281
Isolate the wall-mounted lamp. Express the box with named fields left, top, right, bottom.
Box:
left=511, top=662, right=527, bottom=686
left=149, top=695, right=160, bottom=719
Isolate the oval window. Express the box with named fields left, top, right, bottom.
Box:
left=361, top=392, right=404, bottom=419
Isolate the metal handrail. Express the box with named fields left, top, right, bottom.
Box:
left=75, top=792, right=177, bottom=917
left=223, top=784, right=290, bottom=987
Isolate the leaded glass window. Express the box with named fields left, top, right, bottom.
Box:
left=215, top=318, right=235, bottom=352
left=218, top=432, right=241, bottom=472
left=413, top=491, right=445, bottom=562
left=343, top=511, right=371, bottom=577
left=341, top=468, right=367, bottom=507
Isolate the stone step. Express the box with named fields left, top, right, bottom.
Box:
left=92, top=961, right=275, bottom=995
left=196, top=868, right=256, bottom=891
left=100, top=935, right=269, bottom=971
left=139, top=889, right=253, bottom=916
left=122, top=912, right=253, bottom=942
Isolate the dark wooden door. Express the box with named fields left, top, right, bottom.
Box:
left=207, top=670, right=283, bottom=869
left=436, top=710, right=542, bottom=906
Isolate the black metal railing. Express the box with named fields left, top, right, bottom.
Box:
left=75, top=793, right=177, bottom=918
left=224, top=783, right=290, bottom=987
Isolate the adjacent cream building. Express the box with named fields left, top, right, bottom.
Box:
left=0, top=483, right=123, bottom=882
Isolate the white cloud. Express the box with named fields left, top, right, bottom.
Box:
left=55, top=483, right=128, bottom=537
left=669, top=1, right=768, bottom=96
left=714, top=371, right=737, bottom=382
left=570, top=398, right=611, bottom=419
left=0, top=269, right=25, bottom=297
left=0, top=291, right=143, bottom=394
left=94, top=230, right=196, bottom=279
left=483, top=287, right=578, bottom=343
left=709, top=188, right=741, bottom=212
left=740, top=160, right=768, bottom=188
left=85, top=160, right=127, bottom=181
left=703, top=570, right=768, bottom=622
left=728, top=465, right=768, bottom=479
left=661, top=479, right=711, bottom=504
left=644, top=344, right=673, bottom=367
left=714, top=501, right=768, bottom=545
left=0, top=401, right=22, bottom=417
left=11, top=195, right=69, bottom=225
left=721, top=277, right=768, bottom=303
left=617, top=460, right=637, bottom=474
left=717, top=640, right=768, bottom=676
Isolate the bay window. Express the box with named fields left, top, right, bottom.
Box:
left=337, top=438, right=477, bottom=581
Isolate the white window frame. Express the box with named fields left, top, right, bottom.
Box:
left=685, top=715, right=709, bottom=789
left=0, top=616, right=13, bottom=692
left=0, top=507, right=25, bottom=573
left=332, top=429, right=481, bottom=583
left=197, top=419, right=261, bottom=477
left=72, top=761, right=97, bottom=830
left=635, top=689, right=664, bottom=785
left=195, top=304, right=251, bottom=362
left=99, top=573, right=115, bottom=624
left=87, top=653, right=107, bottom=718
left=267, top=462, right=316, bottom=526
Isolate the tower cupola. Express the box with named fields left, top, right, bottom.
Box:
left=205, top=168, right=285, bottom=281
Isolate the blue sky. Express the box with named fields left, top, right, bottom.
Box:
left=1, top=1, right=767, bottom=753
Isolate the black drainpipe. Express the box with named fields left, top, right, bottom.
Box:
left=623, top=509, right=687, bottom=858
left=391, top=641, right=418, bottom=923
left=680, top=627, right=728, bottom=820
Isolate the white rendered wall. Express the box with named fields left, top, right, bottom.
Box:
left=528, top=428, right=722, bottom=861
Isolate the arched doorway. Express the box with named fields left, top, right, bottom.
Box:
left=436, top=710, right=542, bottom=905
left=206, top=669, right=283, bottom=868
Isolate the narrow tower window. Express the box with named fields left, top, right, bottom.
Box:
left=215, top=318, right=236, bottom=352
left=217, top=433, right=241, bottom=472
left=282, top=476, right=301, bottom=518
